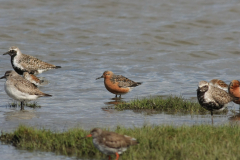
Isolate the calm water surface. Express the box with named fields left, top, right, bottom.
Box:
left=1, top=0, right=240, bottom=159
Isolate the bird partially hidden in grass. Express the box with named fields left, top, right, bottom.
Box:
left=86, top=128, right=138, bottom=160
left=96, top=71, right=142, bottom=98
left=197, top=80, right=238, bottom=124
left=0, top=70, right=52, bottom=110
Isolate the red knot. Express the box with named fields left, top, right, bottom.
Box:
left=96, top=71, right=142, bottom=98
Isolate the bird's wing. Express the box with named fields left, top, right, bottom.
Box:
left=20, top=54, right=56, bottom=71
left=100, top=132, right=137, bottom=149
left=13, top=77, right=43, bottom=95
left=111, top=75, right=141, bottom=88
left=211, top=87, right=232, bottom=105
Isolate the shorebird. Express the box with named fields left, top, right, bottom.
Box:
left=86, top=128, right=138, bottom=160
left=96, top=71, right=142, bottom=98
left=228, top=80, right=240, bottom=104
left=3, top=46, right=61, bottom=75
left=0, top=70, right=52, bottom=110
left=23, top=72, right=44, bottom=86
left=209, top=79, right=228, bottom=92
left=197, top=80, right=237, bottom=124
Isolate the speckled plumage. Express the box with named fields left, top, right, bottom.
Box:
left=197, top=81, right=235, bottom=123
left=0, top=70, right=52, bottom=110
left=96, top=71, right=142, bottom=98
left=209, top=79, right=228, bottom=92
left=23, top=72, right=44, bottom=86
left=87, top=128, right=138, bottom=160
left=197, top=81, right=233, bottom=111
left=110, top=74, right=141, bottom=88
left=3, top=46, right=61, bottom=75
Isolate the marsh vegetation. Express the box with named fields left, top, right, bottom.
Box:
left=114, top=96, right=228, bottom=115
left=7, top=101, right=41, bottom=109
left=1, top=125, right=240, bottom=160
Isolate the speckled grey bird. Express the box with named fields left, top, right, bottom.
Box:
left=86, top=128, right=138, bottom=160
left=0, top=70, right=52, bottom=110
left=197, top=80, right=237, bottom=124
left=3, top=46, right=61, bottom=75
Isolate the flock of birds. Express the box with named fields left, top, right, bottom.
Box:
left=1, top=46, right=143, bottom=160
left=2, top=46, right=240, bottom=159
left=197, top=79, right=240, bottom=124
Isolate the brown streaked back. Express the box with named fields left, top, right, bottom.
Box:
left=91, top=128, right=138, bottom=149
left=209, top=79, right=228, bottom=91
left=110, top=75, right=142, bottom=88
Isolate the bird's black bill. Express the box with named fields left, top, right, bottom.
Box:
left=0, top=75, right=6, bottom=79
left=3, top=51, right=10, bottom=55
left=3, top=50, right=16, bottom=56
left=96, top=75, right=103, bottom=80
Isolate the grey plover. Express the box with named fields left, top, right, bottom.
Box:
left=86, top=128, right=138, bottom=160
left=0, top=70, right=52, bottom=110
left=209, top=79, right=228, bottom=92
left=23, top=72, right=44, bottom=86
left=197, top=80, right=237, bottom=124
left=96, top=71, right=142, bottom=98
left=228, top=80, right=240, bottom=104
left=3, top=46, right=61, bottom=75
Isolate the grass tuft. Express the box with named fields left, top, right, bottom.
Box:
left=1, top=125, right=240, bottom=159
left=114, top=96, right=227, bottom=115
left=7, top=101, right=41, bottom=109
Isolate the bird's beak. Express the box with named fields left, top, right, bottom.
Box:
left=79, top=134, right=92, bottom=140
left=0, top=75, right=6, bottom=79
left=86, top=134, right=92, bottom=137
left=96, top=75, right=103, bottom=80
left=3, top=51, right=10, bottom=55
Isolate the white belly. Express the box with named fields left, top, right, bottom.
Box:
left=5, top=82, right=38, bottom=102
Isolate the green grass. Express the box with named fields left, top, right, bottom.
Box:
left=7, top=101, right=41, bottom=109
left=114, top=96, right=227, bottom=115
left=1, top=125, right=240, bottom=160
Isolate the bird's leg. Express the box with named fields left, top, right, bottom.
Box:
left=21, top=101, right=24, bottom=110
left=115, top=153, right=120, bottom=160
left=119, top=94, right=121, bottom=99
left=115, top=94, right=117, bottom=98
left=211, top=111, right=213, bottom=125
left=108, top=155, right=111, bottom=160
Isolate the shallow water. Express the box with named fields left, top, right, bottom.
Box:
left=1, top=0, right=240, bottom=159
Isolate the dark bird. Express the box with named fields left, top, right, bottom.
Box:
left=3, top=46, right=61, bottom=75
left=197, top=80, right=237, bottom=124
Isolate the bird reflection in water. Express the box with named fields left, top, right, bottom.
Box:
left=102, top=98, right=126, bottom=113
left=229, top=112, right=240, bottom=122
